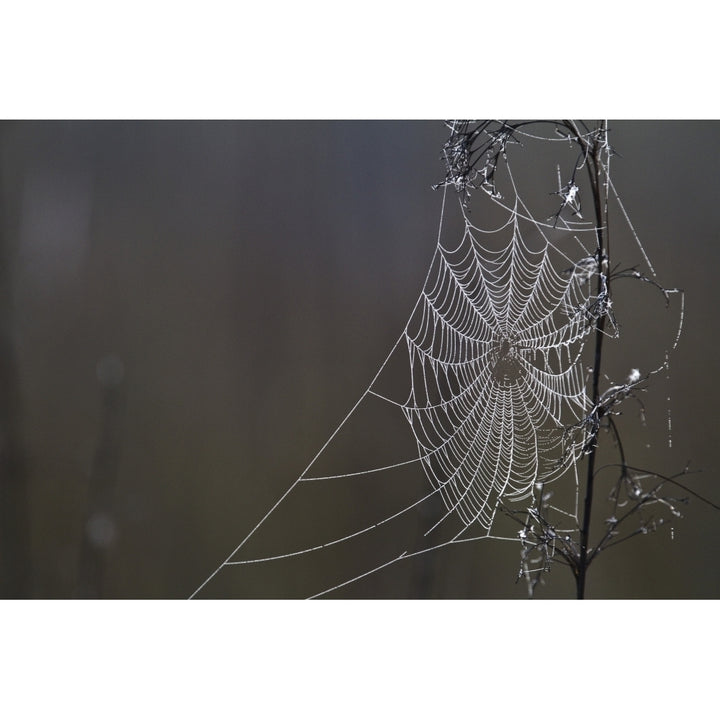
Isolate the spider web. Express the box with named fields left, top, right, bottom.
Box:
left=191, top=121, right=677, bottom=599
left=403, top=201, right=593, bottom=533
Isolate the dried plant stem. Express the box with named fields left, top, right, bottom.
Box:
left=575, top=121, right=609, bottom=599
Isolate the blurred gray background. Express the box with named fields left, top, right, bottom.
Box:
left=0, top=120, right=717, bottom=599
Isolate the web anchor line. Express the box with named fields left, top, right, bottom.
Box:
left=188, top=331, right=409, bottom=599
left=188, top=179, right=450, bottom=599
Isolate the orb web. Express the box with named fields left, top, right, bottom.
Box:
left=404, top=212, right=593, bottom=532
left=190, top=121, right=671, bottom=599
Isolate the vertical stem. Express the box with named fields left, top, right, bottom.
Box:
left=76, top=370, right=124, bottom=598
left=575, top=122, right=609, bottom=599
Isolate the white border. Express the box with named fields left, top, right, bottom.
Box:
left=2, top=601, right=714, bottom=717
left=2, top=2, right=717, bottom=118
